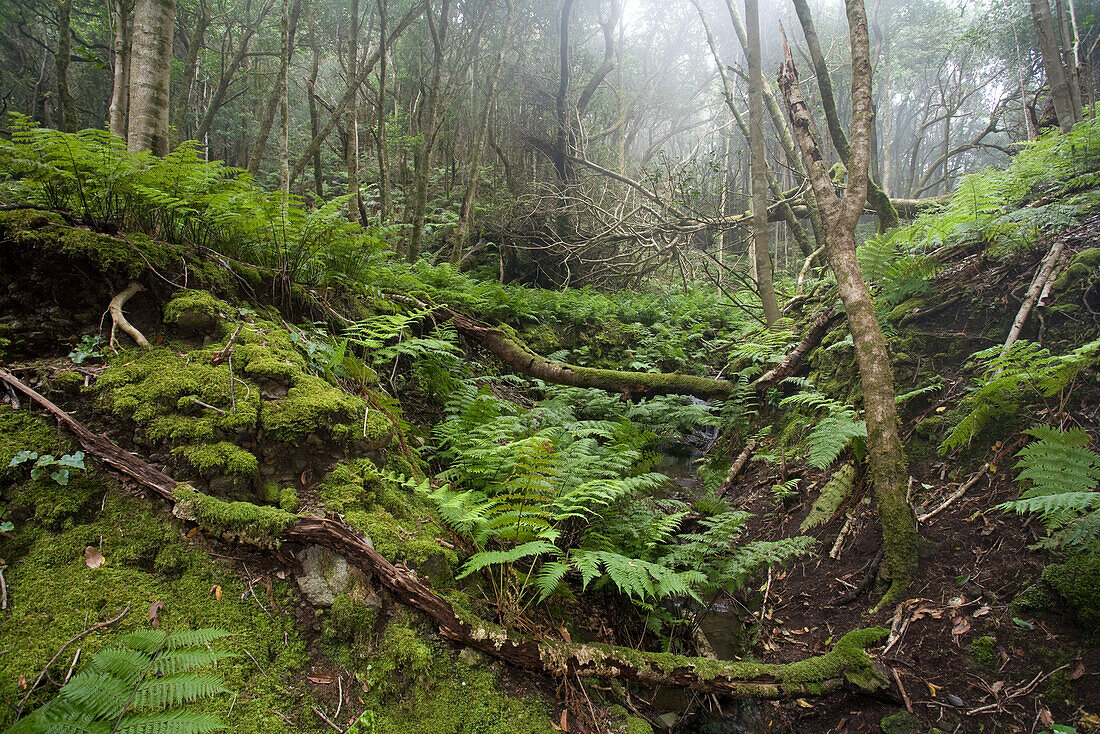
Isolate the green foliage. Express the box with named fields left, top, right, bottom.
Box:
left=6, top=628, right=233, bottom=734
left=779, top=379, right=867, bottom=470
left=8, top=451, right=85, bottom=486
left=940, top=340, right=1100, bottom=454
left=998, top=426, right=1100, bottom=551
left=69, top=335, right=105, bottom=364
left=429, top=381, right=811, bottom=617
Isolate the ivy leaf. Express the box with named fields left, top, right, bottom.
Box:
left=8, top=450, right=37, bottom=467
left=56, top=452, right=86, bottom=469
left=50, top=468, right=70, bottom=486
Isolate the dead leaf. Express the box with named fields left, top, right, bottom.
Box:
left=952, top=617, right=971, bottom=636
left=926, top=682, right=940, bottom=697
left=148, top=601, right=164, bottom=628
left=18, top=674, right=26, bottom=689
left=560, top=627, right=571, bottom=643
left=84, top=546, right=104, bottom=569
left=1070, top=662, right=1086, bottom=681
left=1039, top=708, right=1054, bottom=727
left=796, top=698, right=813, bottom=708
left=211, top=585, right=222, bottom=601
left=308, top=673, right=335, bottom=685
left=560, top=709, right=569, bottom=732
left=186, top=527, right=200, bottom=538
left=972, top=605, right=992, bottom=617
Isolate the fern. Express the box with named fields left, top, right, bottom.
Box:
left=779, top=380, right=867, bottom=469
left=998, top=426, right=1100, bottom=551
left=7, top=628, right=233, bottom=734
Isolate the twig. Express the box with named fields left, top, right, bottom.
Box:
left=334, top=675, right=343, bottom=724
left=242, top=567, right=275, bottom=623
left=918, top=464, right=989, bottom=523
left=188, top=397, right=226, bottom=415
left=244, top=649, right=268, bottom=677
left=0, top=565, right=7, bottom=610
left=311, top=705, right=342, bottom=732
left=718, top=439, right=758, bottom=495
left=16, top=605, right=130, bottom=715
left=829, top=514, right=855, bottom=559
left=63, top=649, right=81, bottom=685
left=892, top=667, right=913, bottom=713
left=107, top=282, right=150, bottom=350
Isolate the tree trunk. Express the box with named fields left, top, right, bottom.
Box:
left=307, top=1, right=324, bottom=199
left=375, top=0, right=392, bottom=221
left=778, top=0, right=917, bottom=609
left=453, top=0, right=515, bottom=262
left=127, top=0, right=177, bottom=155
left=346, top=0, right=361, bottom=221
left=169, top=0, right=208, bottom=145
left=746, top=0, right=781, bottom=326
left=245, top=0, right=301, bottom=177
left=1031, top=0, right=1078, bottom=132
left=406, top=0, right=450, bottom=263
left=108, top=0, right=131, bottom=138
left=791, top=0, right=898, bottom=233
left=55, top=0, right=77, bottom=132
left=278, top=0, right=291, bottom=193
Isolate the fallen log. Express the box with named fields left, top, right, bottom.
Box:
left=0, top=367, right=890, bottom=700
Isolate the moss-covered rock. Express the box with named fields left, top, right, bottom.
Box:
left=163, top=289, right=231, bottom=336
left=172, top=484, right=296, bottom=548
left=52, top=369, right=85, bottom=394
left=969, top=635, right=997, bottom=670
left=880, top=710, right=919, bottom=734
left=319, top=459, right=457, bottom=586
left=1042, top=552, right=1100, bottom=633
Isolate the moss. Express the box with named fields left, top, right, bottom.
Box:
left=52, top=370, right=85, bottom=394
left=886, top=297, right=926, bottom=323
left=172, top=485, right=295, bottom=547
left=0, top=474, right=322, bottom=733
left=279, top=486, right=300, bottom=512
left=357, top=619, right=553, bottom=734
left=319, top=460, right=457, bottom=586
left=163, top=289, right=231, bottom=335
left=624, top=716, right=654, bottom=734
left=174, top=441, right=258, bottom=478
left=969, top=635, right=997, bottom=670
left=879, top=711, right=920, bottom=734
left=1050, top=247, right=1100, bottom=299
left=801, top=463, right=857, bottom=532
left=1042, top=552, right=1100, bottom=633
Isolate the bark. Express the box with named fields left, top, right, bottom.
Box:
left=375, top=0, right=391, bottom=220
left=406, top=0, right=450, bottom=263
left=746, top=0, right=781, bottom=326
left=307, top=1, right=324, bottom=199
left=790, top=0, right=898, bottom=232
left=453, top=0, right=515, bottom=262
left=0, top=366, right=891, bottom=700
left=245, top=0, right=302, bottom=178
left=754, top=309, right=843, bottom=392
left=346, top=0, right=361, bottom=221
left=778, top=1, right=917, bottom=609
left=288, top=1, right=425, bottom=187
left=108, top=0, right=131, bottom=138
left=277, top=0, right=291, bottom=193
left=169, top=0, right=208, bottom=144
left=127, top=0, right=177, bottom=155
left=193, top=1, right=273, bottom=145
left=55, top=0, right=77, bottom=132
left=1031, top=0, right=1078, bottom=132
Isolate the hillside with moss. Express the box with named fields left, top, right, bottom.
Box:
left=0, top=119, right=1098, bottom=734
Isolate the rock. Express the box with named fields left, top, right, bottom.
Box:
left=295, top=544, right=351, bottom=607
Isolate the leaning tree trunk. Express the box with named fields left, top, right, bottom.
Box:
left=55, top=0, right=78, bottom=133
left=746, top=0, right=781, bottom=325
left=778, top=0, right=917, bottom=609
left=108, top=0, right=131, bottom=138
left=245, top=0, right=301, bottom=176
left=127, top=0, right=177, bottom=154
left=169, top=0, right=208, bottom=145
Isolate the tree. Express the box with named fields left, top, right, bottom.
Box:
left=1031, top=0, right=1080, bottom=132
left=127, top=0, right=177, bottom=154
left=745, top=0, right=781, bottom=326
left=778, top=0, right=918, bottom=607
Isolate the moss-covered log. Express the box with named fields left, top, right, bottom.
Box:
left=0, top=367, right=891, bottom=700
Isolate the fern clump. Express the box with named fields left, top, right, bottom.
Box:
left=999, top=426, right=1100, bottom=551
left=7, top=628, right=233, bottom=734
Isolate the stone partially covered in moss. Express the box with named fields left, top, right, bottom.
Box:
left=969, top=635, right=997, bottom=670
left=163, top=289, right=231, bottom=336
left=175, top=441, right=258, bottom=479
left=172, top=484, right=295, bottom=548
left=52, top=369, right=85, bottom=394
left=880, top=710, right=919, bottom=734
left=320, top=459, right=457, bottom=586
left=1042, top=552, right=1100, bottom=633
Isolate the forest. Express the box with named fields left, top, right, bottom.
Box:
left=0, top=0, right=1098, bottom=731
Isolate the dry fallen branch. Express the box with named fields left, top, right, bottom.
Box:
left=917, top=464, right=990, bottom=523
left=0, top=367, right=891, bottom=701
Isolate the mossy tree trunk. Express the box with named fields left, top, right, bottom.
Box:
left=55, top=0, right=78, bottom=133
left=778, top=0, right=917, bottom=608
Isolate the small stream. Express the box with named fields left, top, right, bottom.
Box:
left=646, top=402, right=768, bottom=733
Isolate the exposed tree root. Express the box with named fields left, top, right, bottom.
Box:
left=107, top=281, right=150, bottom=349
left=0, top=367, right=891, bottom=701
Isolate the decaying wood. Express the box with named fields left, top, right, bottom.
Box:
left=754, top=309, right=843, bottom=392
left=0, top=367, right=890, bottom=700
left=107, top=281, right=151, bottom=349
left=1001, top=239, right=1067, bottom=356
left=718, top=439, right=758, bottom=496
